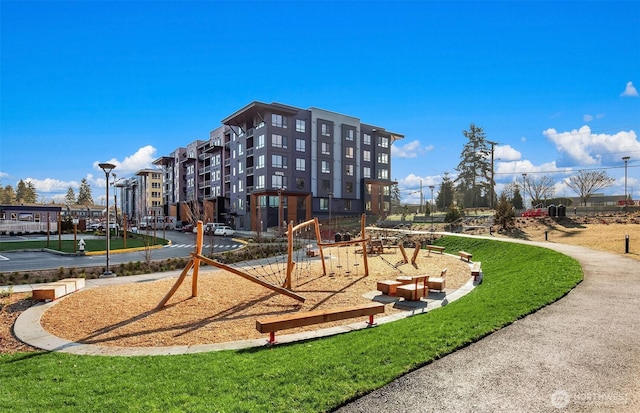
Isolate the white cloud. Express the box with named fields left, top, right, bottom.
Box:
left=396, top=173, right=445, bottom=204
left=0, top=171, right=8, bottom=179
left=583, top=114, right=593, bottom=122
left=92, top=145, right=158, bottom=178
left=391, top=140, right=432, bottom=159
left=495, top=159, right=570, bottom=177
left=494, top=145, right=521, bottom=161
left=543, top=125, right=640, bottom=166
left=620, top=81, right=639, bottom=97
left=24, top=177, right=79, bottom=193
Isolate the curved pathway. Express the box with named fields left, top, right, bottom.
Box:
left=336, top=239, right=640, bottom=412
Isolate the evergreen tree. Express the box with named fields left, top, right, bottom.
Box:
left=455, top=124, right=491, bottom=208
left=77, top=178, right=94, bottom=205
left=435, top=172, right=455, bottom=212
left=25, top=181, right=37, bottom=203
left=494, top=193, right=516, bottom=230
left=15, top=180, right=27, bottom=203
left=444, top=203, right=462, bottom=223
left=0, top=185, right=16, bottom=204
left=511, top=186, right=524, bottom=210
left=65, top=187, right=76, bottom=204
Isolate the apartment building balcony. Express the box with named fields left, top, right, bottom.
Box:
left=199, top=180, right=210, bottom=189
left=224, top=158, right=231, bottom=167
left=198, top=165, right=212, bottom=175
left=245, top=166, right=254, bottom=175
left=246, top=148, right=253, bottom=157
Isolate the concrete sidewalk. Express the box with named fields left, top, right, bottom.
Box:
left=336, top=240, right=640, bottom=412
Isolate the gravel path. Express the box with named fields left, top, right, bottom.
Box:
left=335, top=239, right=640, bottom=412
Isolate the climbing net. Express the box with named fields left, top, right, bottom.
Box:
left=157, top=215, right=371, bottom=308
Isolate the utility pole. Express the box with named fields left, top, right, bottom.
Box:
left=419, top=180, right=423, bottom=213
left=488, top=140, right=496, bottom=209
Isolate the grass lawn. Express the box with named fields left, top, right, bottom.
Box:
left=0, top=236, right=582, bottom=412
left=0, top=235, right=167, bottom=253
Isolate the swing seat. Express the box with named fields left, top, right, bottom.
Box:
left=306, top=249, right=320, bottom=257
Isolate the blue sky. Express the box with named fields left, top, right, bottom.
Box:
left=1, top=1, right=639, bottom=205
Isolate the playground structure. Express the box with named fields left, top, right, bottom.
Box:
left=157, top=214, right=372, bottom=309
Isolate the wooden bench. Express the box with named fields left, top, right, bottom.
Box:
left=459, top=251, right=473, bottom=262
left=32, top=277, right=85, bottom=301
left=426, top=245, right=445, bottom=255
left=471, top=261, right=482, bottom=282
left=377, top=280, right=402, bottom=296
left=427, top=268, right=447, bottom=292
left=396, top=275, right=430, bottom=301
left=256, top=302, right=385, bottom=344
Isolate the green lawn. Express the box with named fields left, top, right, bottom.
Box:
left=0, top=235, right=167, bottom=253
left=0, top=236, right=583, bottom=413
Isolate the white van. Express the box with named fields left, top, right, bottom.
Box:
left=140, top=216, right=176, bottom=230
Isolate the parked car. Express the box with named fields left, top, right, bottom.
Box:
left=181, top=223, right=194, bottom=233
left=213, top=226, right=235, bottom=236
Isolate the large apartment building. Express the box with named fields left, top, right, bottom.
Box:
left=154, top=101, right=403, bottom=231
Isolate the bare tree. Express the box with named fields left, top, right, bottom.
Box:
left=565, top=170, right=615, bottom=206
left=523, top=175, right=556, bottom=207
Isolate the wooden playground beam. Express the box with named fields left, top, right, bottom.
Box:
left=192, top=252, right=306, bottom=303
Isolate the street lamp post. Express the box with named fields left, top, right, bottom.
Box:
left=522, top=173, right=527, bottom=210
left=99, top=162, right=117, bottom=278
left=429, top=185, right=435, bottom=230
left=328, top=191, right=333, bottom=235
left=623, top=156, right=631, bottom=211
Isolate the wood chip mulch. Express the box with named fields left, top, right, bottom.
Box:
left=36, top=246, right=471, bottom=348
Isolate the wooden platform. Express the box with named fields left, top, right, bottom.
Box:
left=32, top=277, right=85, bottom=301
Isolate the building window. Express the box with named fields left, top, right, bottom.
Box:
left=363, top=166, right=371, bottom=178
left=272, top=154, right=287, bottom=169
left=363, top=133, right=371, bottom=145
left=363, top=150, right=371, bottom=162
left=378, top=153, right=389, bottom=164
left=345, top=182, right=353, bottom=193
left=296, top=158, right=305, bottom=171
left=345, top=164, right=354, bottom=176
left=238, top=198, right=244, bottom=210
left=238, top=180, right=243, bottom=192
left=296, top=119, right=305, bottom=133
left=272, top=175, right=287, bottom=188
left=321, top=123, right=330, bottom=136
left=321, top=160, right=330, bottom=173
left=256, top=175, right=265, bottom=189
left=238, top=143, right=243, bottom=155
left=272, top=113, right=287, bottom=128
left=321, top=142, right=331, bottom=155
left=238, top=161, right=243, bottom=173
left=272, top=134, right=287, bottom=148
left=296, top=138, right=306, bottom=152
left=256, top=155, right=265, bottom=169
left=345, top=129, right=354, bottom=141
left=296, top=177, right=305, bottom=189
left=378, top=136, right=389, bottom=148
left=320, top=198, right=329, bottom=210
left=345, top=146, right=354, bottom=158
left=322, top=180, right=331, bottom=191
left=365, top=200, right=371, bottom=211
left=366, top=183, right=372, bottom=194
left=257, top=134, right=265, bottom=149
left=344, top=200, right=352, bottom=211
left=378, top=168, right=389, bottom=180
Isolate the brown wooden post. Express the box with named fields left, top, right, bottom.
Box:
left=285, top=221, right=294, bottom=289
left=361, top=213, right=369, bottom=276
left=192, top=220, right=204, bottom=297
left=314, top=217, right=327, bottom=276
left=411, top=242, right=421, bottom=265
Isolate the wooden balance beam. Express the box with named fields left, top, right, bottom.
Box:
left=256, top=302, right=385, bottom=344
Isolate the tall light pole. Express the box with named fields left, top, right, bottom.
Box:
left=623, top=156, right=631, bottom=211
left=522, top=173, right=527, bottom=210
left=99, top=162, right=116, bottom=278
left=429, top=185, right=435, bottom=229
left=277, top=186, right=286, bottom=236
left=328, top=191, right=333, bottom=235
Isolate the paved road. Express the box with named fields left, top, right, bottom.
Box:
left=336, top=239, right=640, bottom=412
left=0, top=231, right=244, bottom=272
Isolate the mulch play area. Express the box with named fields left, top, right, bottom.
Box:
left=40, top=245, right=472, bottom=348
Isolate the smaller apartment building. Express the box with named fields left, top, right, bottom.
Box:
left=154, top=101, right=403, bottom=231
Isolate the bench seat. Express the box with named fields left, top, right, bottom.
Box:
left=32, top=277, right=84, bottom=301
left=256, top=302, right=385, bottom=344
left=471, top=261, right=482, bottom=282
left=426, top=245, right=445, bottom=255
left=427, top=268, right=448, bottom=292
left=459, top=251, right=473, bottom=262
left=377, top=280, right=402, bottom=296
